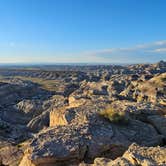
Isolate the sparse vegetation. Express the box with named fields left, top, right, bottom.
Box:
left=0, top=61, right=165, bottom=165
left=99, top=107, right=129, bottom=124
left=14, top=76, right=63, bottom=92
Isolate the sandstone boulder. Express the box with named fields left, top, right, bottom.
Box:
left=19, top=116, right=163, bottom=166
left=19, top=125, right=89, bottom=166
left=68, top=96, right=88, bottom=108
left=123, top=143, right=166, bottom=166
left=0, top=144, right=23, bottom=166
left=87, top=143, right=166, bottom=166
left=91, top=157, right=132, bottom=166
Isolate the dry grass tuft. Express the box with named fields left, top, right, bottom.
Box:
left=99, top=107, right=129, bottom=124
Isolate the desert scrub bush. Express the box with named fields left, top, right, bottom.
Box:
left=99, top=107, right=129, bottom=124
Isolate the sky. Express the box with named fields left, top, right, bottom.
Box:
left=0, top=0, right=166, bottom=64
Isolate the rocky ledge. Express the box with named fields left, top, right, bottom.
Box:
left=0, top=61, right=165, bottom=166
left=80, top=143, right=166, bottom=166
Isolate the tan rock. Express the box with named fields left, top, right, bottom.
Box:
left=19, top=153, right=35, bottom=166
left=49, top=107, right=73, bottom=126
left=50, top=106, right=88, bottom=127
left=93, top=157, right=133, bottom=166
left=123, top=143, right=166, bottom=166
left=89, top=143, right=166, bottom=166
left=68, top=96, right=87, bottom=108
left=19, top=125, right=89, bottom=166
left=19, top=116, right=163, bottom=166
left=0, top=144, right=23, bottom=166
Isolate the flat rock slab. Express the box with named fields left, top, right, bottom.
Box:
left=83, top=143, right=166, bottom=166
left=19, top=118, right=163, bottom=166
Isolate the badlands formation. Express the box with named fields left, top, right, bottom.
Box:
left=0, top=61, right=166, bottom=166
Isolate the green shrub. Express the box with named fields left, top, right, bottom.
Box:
left=99, top=107, right=128, bottom=124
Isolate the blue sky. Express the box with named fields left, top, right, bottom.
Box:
left=0, top=0, right=166, bottom=63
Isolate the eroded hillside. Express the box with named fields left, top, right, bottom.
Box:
left=0, top=61, right=166, bottom=166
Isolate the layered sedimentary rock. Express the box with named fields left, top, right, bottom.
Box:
left=0, top=61, right=165, bottom=166
left=19, top=104, right=163, bottom=166
left=80, top=143, right=166, bottom=166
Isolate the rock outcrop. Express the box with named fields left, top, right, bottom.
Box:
left=0, top=144, right=23, bottom=166
left=120, top=73, right=166, bottom=104
left=20, top=105, right=163, bottom=166
left=0, top=61, right=165, bottom=166
left=82, top=143, right=166, bottom=166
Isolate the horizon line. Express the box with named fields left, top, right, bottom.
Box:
left=0, top=60, right=164, bottom=66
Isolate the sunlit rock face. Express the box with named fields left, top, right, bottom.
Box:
left=20, top=102, right=163, bottom=166
left=0, top=143, right=23, bottom=166
left=82, top=143, right=166, bottom=166
left=49, top=107, right=69, bottom=126
left=0, top=61, right=165, bottom=166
